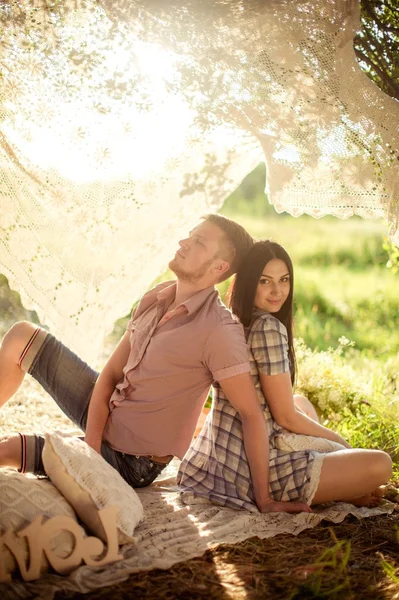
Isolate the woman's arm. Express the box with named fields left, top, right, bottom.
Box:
left=220, top=373, right=311, bottom=513
left=84, top=331, right=131, bottom=453
left=260, top=371, right=350, bottom=448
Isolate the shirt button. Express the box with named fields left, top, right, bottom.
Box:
left=140, top=478, right=145, bottom=482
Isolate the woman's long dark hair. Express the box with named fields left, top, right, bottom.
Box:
left=229, top=240, right=296, bottom=385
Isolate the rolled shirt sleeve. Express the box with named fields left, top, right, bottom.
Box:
left=250, top=315, right=290, bottom=376
left=203, top=320, right=251, bottom=382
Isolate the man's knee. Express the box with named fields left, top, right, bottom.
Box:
left=0, top=434, right=22, bottom=469
left=1, top=321, right=37, bottom=363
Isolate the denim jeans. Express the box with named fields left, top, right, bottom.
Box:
left=26, top=333, right=167, bottom=487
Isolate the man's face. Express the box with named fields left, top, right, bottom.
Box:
left=169, top=221, right=228, bottom=284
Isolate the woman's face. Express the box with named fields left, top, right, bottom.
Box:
left=254, top=258, right=290, bottom=313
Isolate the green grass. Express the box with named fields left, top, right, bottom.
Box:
left=293, top=265, right=399, bottom=355
left=222, top=212, right=390, bottom=269
left=220, top=188, right=398, bottom=356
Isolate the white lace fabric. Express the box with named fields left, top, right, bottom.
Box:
left=275, top=433, right=346, bottom=454
left=0, top=0, right=398, bottom=361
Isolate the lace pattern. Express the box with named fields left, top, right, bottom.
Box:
left=0, top=0, right=397, bottom=361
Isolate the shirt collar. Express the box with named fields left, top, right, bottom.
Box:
left=156, top=282, right=216, bottom=315
left=156, top=282, right=177, bottom=306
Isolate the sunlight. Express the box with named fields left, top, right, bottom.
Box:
left=213, top=553, right=250, bottom=599
left=273, top=144, right=301, bottom=164
left=4, top=16, right=195, bottom=184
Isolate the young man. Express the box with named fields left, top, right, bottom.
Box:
left=0, top=214, right=309, bottom=513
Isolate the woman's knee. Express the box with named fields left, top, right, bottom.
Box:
left=1, top=321, right=37, bottom=362
left=370, top=450, right=392, bottom=483
left=293, top=394, right=320, bottom=422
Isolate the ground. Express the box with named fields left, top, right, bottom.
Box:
left=54, top=514, right=399, bottom=600
left=2, top=379, right=399, bottom=600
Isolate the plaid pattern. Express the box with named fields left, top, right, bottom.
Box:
left=250, top=310, right=290, bottom=376
left=178, top=313, right=322, bottom=511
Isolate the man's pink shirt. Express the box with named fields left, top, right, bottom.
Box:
left=103, top=281, right=250, bottom=459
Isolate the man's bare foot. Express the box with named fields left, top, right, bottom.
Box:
left=350, top=487, right=384, bottom=507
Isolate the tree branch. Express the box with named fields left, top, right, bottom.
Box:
left=358, top=27, right=397, bottom=83
left=361, top=0, right=399, bottom=36
left=355, top=47, right=399, bottom=99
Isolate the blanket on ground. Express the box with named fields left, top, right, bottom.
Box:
left=1, top=461, right=393, bottom=600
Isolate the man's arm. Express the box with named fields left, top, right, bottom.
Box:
left=219, top=373, right=312, bottom=514
left=84, top=331, right=131, bottom=453
left=260, top=372, right=350, bottom=448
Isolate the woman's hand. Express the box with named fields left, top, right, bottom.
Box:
left=338, top=438, right=352, bottom=449
left=258, top=498, right=312, bottom=514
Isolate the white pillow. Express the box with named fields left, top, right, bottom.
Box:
left=0, top=469, right=82, bottom=580
left=42, top=433, right=143, bottom=544
left=275, top=433, right=345, bottom=453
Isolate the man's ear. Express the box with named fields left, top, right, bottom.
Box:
left=212, top=259, right=230, bottom=278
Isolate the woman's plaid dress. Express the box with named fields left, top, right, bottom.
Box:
left=178, top=312, right=333, bottom=511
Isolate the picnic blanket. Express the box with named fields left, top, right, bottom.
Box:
left=1, top=460, right=393, bottom=600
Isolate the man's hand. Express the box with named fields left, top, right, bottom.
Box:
left=84, top=331, right=131, bottom=457
left=258, top=498, right=312, bottom=514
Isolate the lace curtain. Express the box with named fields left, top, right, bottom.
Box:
left=0, top=0, right=398, bottom=361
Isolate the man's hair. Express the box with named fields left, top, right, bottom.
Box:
left=203, top=214, right=254, bottom=281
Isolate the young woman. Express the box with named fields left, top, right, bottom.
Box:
left=178, top=241, right=392, bottom=511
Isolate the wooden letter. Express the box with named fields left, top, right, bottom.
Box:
left=0, top=505, right=124, bottom=582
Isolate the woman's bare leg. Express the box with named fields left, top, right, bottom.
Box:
left=311, top=449, right=392, bottom=505
left=0, top=321, right=37, bottom=407
left=294, top=394, right=320, bottom=423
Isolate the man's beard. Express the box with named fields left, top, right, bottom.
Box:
left=169, top=257, right=214, bottom=284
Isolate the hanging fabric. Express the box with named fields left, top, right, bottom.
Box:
left=0, top=0, right=397, bottom=360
